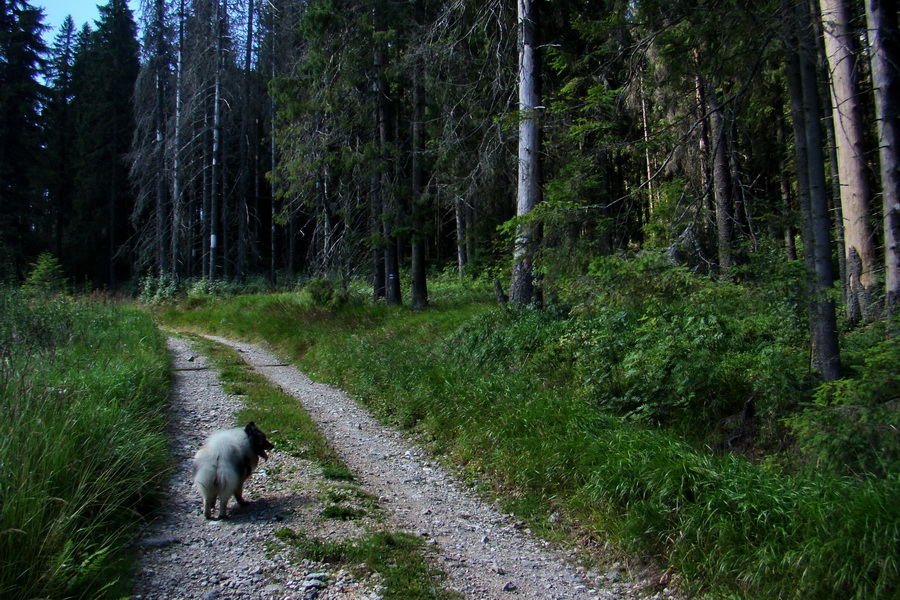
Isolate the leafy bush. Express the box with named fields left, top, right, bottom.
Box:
left=302, top=277, right=346, bottom=307
left=787, top=335, right=900, bottom=477
left=138, top=272, right=178, bottom=304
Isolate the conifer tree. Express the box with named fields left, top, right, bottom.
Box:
left=0, top=0, right=47, bottom=277
left=67, top=0, right=139, bottom=287
left=44, top=16, right=78, bottom=259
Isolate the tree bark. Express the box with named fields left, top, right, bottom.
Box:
left=410, top=1, right=428, bottom=310
left=153, top=0, right=169, bottom=277
left=455, top=196, right=468, bottom=275
left=374, top=0, right=400, bottom=306
left=236, top=0, right=255, bottom=283
left=819, top=0, right=879, bottom=323
left=709, top=82, right=734, bottom=277
left=510, top=0, right=541, bottom=306
left=864, top=0, right=900, bottom=323
left=171, top=0, right=185, bottom=279
left=785, top=0, right=841, bottom=380
left=208, top=0, right=223, bottom=283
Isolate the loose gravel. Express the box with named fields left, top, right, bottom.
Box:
left=130, top=336, right=683, bottom=600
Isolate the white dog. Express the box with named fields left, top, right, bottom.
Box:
left=192, top=422, right=274, bottom=519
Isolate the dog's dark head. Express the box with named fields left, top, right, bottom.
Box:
left=245, top=422, right=275, bottom=460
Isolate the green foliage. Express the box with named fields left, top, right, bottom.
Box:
left=22, top=253, right=69, bottom=295
left=0, top=290, right=170, bottom=599
left=138, top=272, right=178, bottom=304
left=787, top=334, right=900, bottom=477
left=302, top=277, right=346, bottom=308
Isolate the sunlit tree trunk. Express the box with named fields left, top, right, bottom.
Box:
left=819, top=0, right=879, bottom=323
left=510, top=0, right=541, bottom=305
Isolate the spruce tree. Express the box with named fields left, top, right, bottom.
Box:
left=0, top=0, right=47, bottom=278
left=66, top=0, right=139, bottom=287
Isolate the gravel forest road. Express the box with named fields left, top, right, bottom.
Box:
left=130, top=336, right=681, bottom=600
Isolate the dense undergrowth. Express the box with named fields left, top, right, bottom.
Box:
left=0, top=289, right=171, bottom=600
left=153, top=260, right=899, bottom=599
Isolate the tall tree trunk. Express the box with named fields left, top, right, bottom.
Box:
left=236, top=0, right=255, bottom=283
left=812, top=9, right=849, bottom=307
left=153, top=0, right=169, bottom=277
left=410, top=2, right=428, bottom=310
left=709, top=83, right=734, bottom=277
left=864, top=0, right=900, bottom=323
left=269, top=5, right=278, bottom=284
left=819, top=0, right=879, bottom=323
left=209, top=0, right=223, bottom=282
left=171, top=0, right=185, bottom=279
left=693, top=49, right=715, bottom=229
left=785, top=0, right=842, bottom=380
left=510, top=0, right=541, bottom=305
left=777, top=119, right=798, bottom=261
left=374, top=0, right=400, bottom=306
left=455, top=196, right=468, bottom=275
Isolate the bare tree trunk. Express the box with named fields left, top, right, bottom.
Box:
left=777, top=120, right=798, bottom=261
left=269, top=5, right=278, bottom=284
left=709, top=83, right=734, bottom=277
left=371, top=174, right=385, bottom=302
left=373, top=0, right=400, bottom=306
left=171, top=0, right=185, bottom=279
left=236, top=0, right=255, bottom=283
left=811, top=8, right=849, bottom=307
left=455, top=196, right=467, bottom=275
left=865, top=0, right=900, bottom=323
left=785, top=0, right=842, bottom=380
left=819, top=0, right=879, bottom=323
left=640, top=66, right=654, bottom=214
left=153, top=0, right=169, bottom=277
left=410, top=2, right=428, bottom=310
left=209, top=0, right=222, bottom=283
left=693, top=49, right=714, bottom=228
left=510, top=0, right=541, bottom=306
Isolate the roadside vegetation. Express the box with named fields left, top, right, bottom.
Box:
left=0, top=284, right=170, bottom=599
left=154, top=261, right=900, bottom=600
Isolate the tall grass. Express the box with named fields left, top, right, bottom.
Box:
left=153, top=273, right=899, bottom=599
left=0, top=290, right=170, bottom=599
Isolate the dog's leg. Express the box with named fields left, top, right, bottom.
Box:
left=217, top=493, right=231, bottom=519
left=203, top=492, right=216, bottom=519
left=234, top=480, right=250, bottom=505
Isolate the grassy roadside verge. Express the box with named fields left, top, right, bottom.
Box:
left=154, top=289, right=899, bottom=600
left=183, top=333, right=462, bottom=600
left=0, top=291, right=170, bottom=599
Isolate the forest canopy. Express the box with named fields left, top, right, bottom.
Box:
left=1, top=0, right=898, bottom=370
